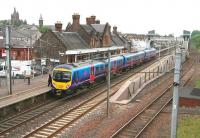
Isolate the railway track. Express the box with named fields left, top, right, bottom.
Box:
left=0, top=54, right=168, bottom=137
left=22, top=58, right=164, bottom=138
left=111, top=55, right=195, bottom=138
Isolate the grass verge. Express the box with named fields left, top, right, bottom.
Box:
left=177, top=116, right=200, bottom=138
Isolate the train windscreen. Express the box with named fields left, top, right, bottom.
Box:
left=53, top=70, right=71, bottom=82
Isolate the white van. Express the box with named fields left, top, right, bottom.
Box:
left=0, top=60, right=32, bottom=78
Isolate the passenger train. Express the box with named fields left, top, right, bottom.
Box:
left=51, top=48, right=156, bottom=94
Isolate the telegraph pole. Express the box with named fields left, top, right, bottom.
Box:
left=107, top=51, right=111, bottom=117
left=5, top=26, right=12, bottom=95
left=171, top=47, right=181, bottom=138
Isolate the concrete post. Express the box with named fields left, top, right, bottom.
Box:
left=149, top=70, right=150, bottom=80
left=153, top=69, right=155, bottom=78
left=171, top=48, right=182, bottom=138
left=139, top=77, right=141, bottom=88
left=5, top=26, right=12, bottom=95
left=107, top=51, right=111, bottom=117
left=12, top=72, right=14, bottom=85
left=75, top=55, right=77, bottom=63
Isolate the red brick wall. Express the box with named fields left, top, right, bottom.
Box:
left=179, top=97, right=200, bottom=107
left=0, top=48, right=32, bottom=60
left=102, top=24, right=111, bottom=47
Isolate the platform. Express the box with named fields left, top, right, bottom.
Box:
left=0, top=75, right=51, bottom=109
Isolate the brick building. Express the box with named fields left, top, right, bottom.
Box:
left=0, top=25, right=41, bottom=61
left=66, top=14, right=127, bottom=48
left=0, top=38, right=33, bottom=60
left=66, top=14, right=113, bottom=48
left=34, top=14, right=130, bottom=65
left=33, top=22, right=90, bottom=65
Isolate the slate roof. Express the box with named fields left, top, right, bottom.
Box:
left=11, top=29, right=38, bottom=38
left=80, top=24, right=106, bottom=35
left=53, top=32, right=90, bottom=50
left=90, top=24, right=106, bottom=34
left=11, top=39, right=30, bottom=48
left=0, top=38, right=29, bottom=48
left=80, top=25, right=95, bottom=34
left=112, top=33, right=126, bottom=46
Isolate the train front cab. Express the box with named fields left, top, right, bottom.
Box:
left=51, top=68, right=72, bottom=95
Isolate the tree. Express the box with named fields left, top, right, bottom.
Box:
left=191, top=30, right=200, bottom=48
left=39, top=26, right=49, bottom=33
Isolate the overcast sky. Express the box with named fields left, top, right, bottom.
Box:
left=1, top=0, right=199, bottom=36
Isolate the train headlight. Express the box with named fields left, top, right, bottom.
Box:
left=66, top=85, right=70, bottom=89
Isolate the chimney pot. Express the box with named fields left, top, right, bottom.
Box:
left=90, top=15, right=96, bottom=24
left=55, top=22, right=62, bottom=32
left=113, top=26, right=117, bottom=34
left=95, top=20, right=100, bottom=24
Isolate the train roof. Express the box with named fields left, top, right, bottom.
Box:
left=144, top=48, right=156, bottom=52
left=54, top=60, right=105, bottom=70
left=122, top=51, right=145, bottom=57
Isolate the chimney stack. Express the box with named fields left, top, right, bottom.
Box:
left=72, top=13, right=80, bottom=32
left=86, top=15, right=96, bottom=25
left=113, top=26, right=117, bottom=34
left=55, top=22, right=62, bottom=32
left=90, top=15, right=96, bottom=24
left=86, top=17, right=92, bottom=25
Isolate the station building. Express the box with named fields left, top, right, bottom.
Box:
left=33, top=14, right=130, bottom=66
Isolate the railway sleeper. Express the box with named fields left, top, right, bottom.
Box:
left=3, top=122, right=15, bottom=127
left=75, top=108, right=87, bottom=112
left=50, top=123, right=63, bottom=127
left=37, top=131, right=52, bottom=136
left=43, top=128, right=55, bottom=132
left=56, top=121, right=67, bottom=125
left=65, top=114, right=79, bottom=118
left=33, top=133, right=47, bottom=138
left=48, top=125, right=59, bottom=129
left=145, top=109, right=156, bottom=114
left=13, top=118, right=28, bottom=122
left=140, top=115, right=152, bottom=120
left=121, top=131, right=136, bottom=137
left=125, top=129, right=138, bottom=133
left=61, top=118, right=73, bottom=122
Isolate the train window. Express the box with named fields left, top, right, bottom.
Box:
left=63, top=72, right=71, bottom=81
left=53, top=70, right=71, bottom=82
left=96, top=66, right=100, bottom=74
left=100, top=65, right=104, bottom=71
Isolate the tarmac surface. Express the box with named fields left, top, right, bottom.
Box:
left=0, top=74, right=49, bottom=97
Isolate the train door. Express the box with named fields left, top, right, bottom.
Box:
left=114, top=60, right=116, bottom=71
left=74, top=71, right=79, bottom=85
left=90, top=65, right=95, bottom=81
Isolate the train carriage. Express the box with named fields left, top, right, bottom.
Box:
left=144, top=48, right=156, bottom=61
left=123, top=51, right=145, bottom=67
left=51, top=48, right=157, bottom=95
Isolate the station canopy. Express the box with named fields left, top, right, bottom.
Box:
left=65, top=46, right=125, bottom=55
